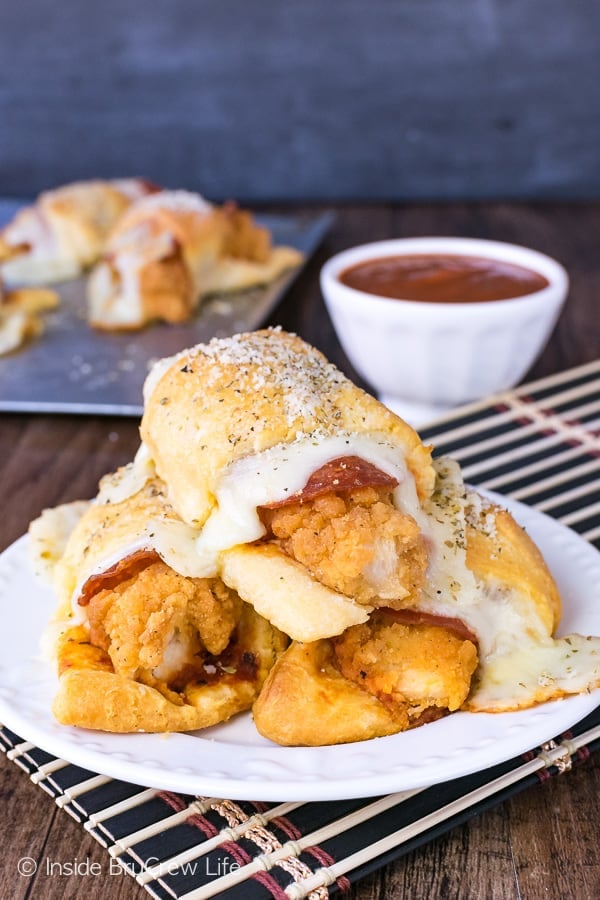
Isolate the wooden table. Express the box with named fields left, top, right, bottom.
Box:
left=1, top=203, right=599, bottom=900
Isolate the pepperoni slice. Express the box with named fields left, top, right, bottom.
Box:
left=380, top=607, right=479, bottom=645
left=139, top=178, right=162, bottom=194
left=77, top=548, right=161, bottom=606
left=262, top=456, right=399, bottom=509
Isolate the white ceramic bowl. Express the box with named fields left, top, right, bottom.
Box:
left=320, top=237, right=569, bottom=426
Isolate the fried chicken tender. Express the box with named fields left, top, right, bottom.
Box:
left=333, top=613, right=478, bottom=718
left=261, top=486, right=428, bottom=606
left=136, top=251, right=195, bottom=324
left=221, top=204, right=271, bottom=262
left=86, top=561, right=242, bottom=690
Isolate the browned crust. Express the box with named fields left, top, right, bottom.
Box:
left=252, top=640, right=406, bottom=746
left=53, top=606, right=288, bottom=733
left=466, top=499, right=562, bottom=634
left=0, top=235, right=28, bottom=261
left=141, top=330, right=435, bottom=530
left=138, top=246, right=196, bottom=324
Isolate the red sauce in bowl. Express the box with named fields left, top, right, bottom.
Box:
left=339, top=253, right=550, bottom=303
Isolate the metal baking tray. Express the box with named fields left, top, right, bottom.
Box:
left=0, top=200, right=333, bottom=416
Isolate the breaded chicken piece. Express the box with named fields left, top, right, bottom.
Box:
left=135, top=251, right=195, bottom=324
left=261, top=486, right=428, bottom=606
left=87, top=561, right=242, bottom=690
left=333, top=612, right=478, bottom=719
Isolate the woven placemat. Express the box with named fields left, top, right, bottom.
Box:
left=2, top=359, right=600, bottom=900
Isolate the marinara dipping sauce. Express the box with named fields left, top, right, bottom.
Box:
left=339, top=254, right=550, bottom=304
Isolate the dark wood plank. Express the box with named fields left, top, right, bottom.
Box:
left=508, top=755, right=600, bottom=900
left=0, top=416, right=140, bottom=552
left=0, top=753, right=146, bottom=899
left=371, top=806, right=517, bottom=900
left=0, top=752, right=57, bottom=900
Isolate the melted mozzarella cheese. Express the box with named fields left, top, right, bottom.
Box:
left=28, top=500, right=91, bottom=584
left=69, top=515, right=209, bottom=620
left=96, top=444, right=156, bottom=505
left=2, top=207, right=76, bottom=285
left=69, top=432, right=424, bottom=616
left=193, top=432, right=421, bottom=577
left=89, top=205, right=185, bottom=327
left=111, top=179, right=153, bottom=202
left=417, top=458, right=600, bottom=709
left=51, top=437, right=600, bottom=711
left=89, top=257, right=145, bottom=328
left=469, top=632, right=600, bottom=710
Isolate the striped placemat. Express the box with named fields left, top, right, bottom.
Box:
left=2, top=358, right=600, bottom=900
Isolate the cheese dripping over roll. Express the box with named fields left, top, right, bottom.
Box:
left=87, top=191, right=303, bottom=330
left=253, top=458, right=600, bottom=745
left=0, top=178, right=158, bottom=285
left=30, top=474, right=287, bottom=733
left=29, top=328, right=600, bottom=744
left=137, top=328, right=436, bottom=641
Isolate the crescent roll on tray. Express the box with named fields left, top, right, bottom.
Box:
left=0, top=282, right=59, bottom=356
left=0, top=178, right=158, bottom=285
left=30, top=328, right=600, bottom=741
left=87, top=190, right=304, bottom=330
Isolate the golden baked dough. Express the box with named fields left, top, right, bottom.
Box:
left=51, top=472, right=193, bottom=616
left=139, top=329, right=435, bottom=638
left=33, top=467, right=287, bottom=733
left=220, top=543, right=370, bottom=643
left=465, top=495, right=561, bottom=635
left=141, top=329, right=434, bottom=525
left=0, top=283, right=59, bottom=356
left=253, top=474, right=599, bottom=743
left=29, top=330, right=600, bottom=741
left=87, top=192, right=304, bottom=330
left=253, top=616, right=477, bottom=746
left=0, top=303, right=43, bottom=356
left=253, top=640, right=406, bottom=746
left=53, top=603, right=287, bottom=733
left=0, top=179, right=157, bottom=284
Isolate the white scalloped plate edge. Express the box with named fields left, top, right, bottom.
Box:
left=0, top=492, right=598, bottom=801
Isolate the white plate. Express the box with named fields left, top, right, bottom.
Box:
left=0, top=494, right=599, bottom=801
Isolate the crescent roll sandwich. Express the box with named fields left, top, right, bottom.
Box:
left=139, top=329, right=436, bottom=642
left=30, top=472, right=287, bottom=733
left=0, top=178, right=158, bottom=285
left=29, top=328, right=600, bottom=743
left=0, top=281, right=59, bottom=356
left=254, top=458, right=600, bottom=745
left=137, top=329, right=599, bottom=745
left=87, top=191, right=304, bottom=330
left=1, top=278, right=45, bottom=355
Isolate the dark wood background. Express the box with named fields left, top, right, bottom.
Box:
left=1, top=0, right=600, bottom=202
